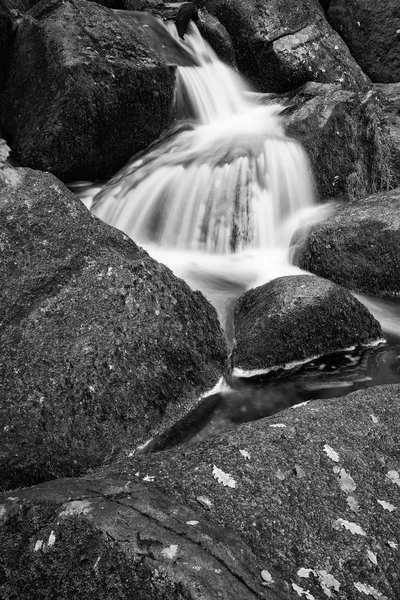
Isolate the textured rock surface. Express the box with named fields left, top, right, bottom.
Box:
left=196, top=9, right=236, bottom=67
left=374, top=83, right=400, bottom=167
left=291, top=188, right=400, bottom=298
left=3, top=385, right=400, bottom=599
left=284, top=83, right=397, bottom=201
left=0, top=168, right=226, bottom=492
left=328, top=0, right=400, bottom=83
left=0, top=0, right=180, bottom=180
left=0, top=481, right=288, bottom=600
left=193, top=0, right=370, bottom=93
left=232, top=274, right=382, bottom=373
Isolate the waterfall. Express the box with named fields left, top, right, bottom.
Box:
left=91, top=21, right=315, bottom=255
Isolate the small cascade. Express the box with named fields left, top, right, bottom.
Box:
left=91, top=21, right=315, bottom=255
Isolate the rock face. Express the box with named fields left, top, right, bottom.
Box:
left=327, top=0, right=400, bottom=83
left=193, top=0, right=370, bottom=93
left=291, top=188, right=400, bottom=297
left=2, top=385, right=400, bottom=599
left=374, top=83, right=400, bottom=162
left=284, top=83, right=397, bottom=201
left=0, top=168, right=226, bottom=492
left=0, top=0, right=181, bottom=180
left=232, top=274, right=382, bottom=373
left=195, top=9, right=236, bottom=67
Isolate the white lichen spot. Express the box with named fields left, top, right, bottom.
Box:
left=107, top=267, right=113, bottom=276
left=161, top=544, right=178, bottom=560
left=377, top=499, right=396, bottom=512
left=367, top=549, right=378, bottom=566
left=48, top=531, right=56, bottom=547
left=269, top=423, right=287, bottom=428
left=347, top=496, right=360, bottom=513
left=357, top=21, right=361, bottom=26
left=192, top=565, right=201, bottom=571
left=34, top=540, right=43, bottom=552
left=186, top=520, right=199, bottom=526
left=354, top=582, right=388, bottom=599
left=196, top=495, right=212, bottom=510
left=214, top=568, right=222, bottom=574
left=212, top=465, right=236, bottom=488
left=295, top=464, right=306, bottom=478
left=370, top=414, right=378, bottom=424
left=239, top=449, right=251, bottom=459
left=292, top=582, right=316, bottom=599
left=297, top=568, right=313, bottom=578
left=338, top=469, right=357, bottom=493
left=388, top=540, right=398, bottom=549
left=333, top=466, right=341, bottom=474
left=261, top=569, right=274, bottom=584
left=332, top=518, right=366, bottom=536
left=324, top=444, right=340, bottom=463
left=386, top=470, right=400, bottom=487
left=143, top=475, right=155, bottom=482
left=276, top=469, right=287, bottom=481
left=59, top=500, right=92, bottom=518
left=291, top=401, right=309, bottom=409
left=93, top=556, right=101, bottom=570
left=317, top=570, right=341, bottom=596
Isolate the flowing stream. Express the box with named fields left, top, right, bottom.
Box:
left=73, top=19, right=400, bottom=444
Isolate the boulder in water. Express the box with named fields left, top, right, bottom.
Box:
left=284, top=82, right=397, bottom=201
left=3, top=385, right=397, bottom=599
left=0, top=167, right=226, bottom=492
left=327, top=0, right=400, bottom=83
left=193, top=0, right=370, bottom=93
left=291, top=188, right=400, bottom=298
left=0, top=0, right=180, bottom=180
left=233, top=274, right=383, bottom=374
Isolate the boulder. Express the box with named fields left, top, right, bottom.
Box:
left=327, top=0, right=400, bottom=83
left=0, top=167, right=226, bottom=492
left=195, top=9, right=237, bottom=68
left=232, top=274, right=383, bottom=374
left=0, top=0, right=185, bottom=180
left=284, top=83, right=398, bottom=201
left=291, top=188, right=400, bottom=297
left=3, top=384, right=400, bottom=599
left=192, top=0, right=370, bottom=93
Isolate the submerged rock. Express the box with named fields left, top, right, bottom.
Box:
left=0, top=0, right=181, bottom=180
left=193, top=0, right=370, bottom=93
left=232, top=274, right=383, bottom=374
left=284, top=83, right=397, bottom=201
left=327, top=0, right=400, bottom=83
left=3, top=384, right=399, bottom=599
left=0, top=168, right=226, bottom=492
left=291, top=188, right=400, bottom=297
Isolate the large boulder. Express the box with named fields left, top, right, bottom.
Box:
left=193, top=0, right=370, bottom=93
left=284, top=83, right=398, bottom=201
left=0, top=168, right=226, bottom=492
left=2, top=384, right=400, bottom=599
left=0, top=0, right=186, bottom=180
left=327, top=0, right=400, bottom=83
left=291, top=188, right=400, bottom=297
left=233, top=274, right=383, bottom=374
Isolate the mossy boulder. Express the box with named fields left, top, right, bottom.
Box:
left=284, top=83, right=397, bottom=201
left=4, top=385, right=399, bottom=598
left=192, top=0, right=370, bottom=93
left=0, top=0, right=182, bottom=180
left=232, top=274, right=382, bottom=374
left=0, top=167, right=226, bottom=492
left=291, top=188, right=400, bottom=297
left=327, top=0, right=400, bottom=83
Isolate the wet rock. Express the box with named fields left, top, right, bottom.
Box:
left=0, top=476, right=289, bottom=599
left=291, top=188, right=400, bottom=298
left=94, top=384, right=400, bottom=600
left=0, top=0, right=181, bottom=180
left=284, top=83, right=397, bottom=201
left=193, top=0, right=370, bottom=93
left=195, top=9, right=236, bottom=68
left=232, top=274, right=382, bottom=373
left=327, top=0, right=400, bottom=83
left=0, top=167, right=226, bottom=492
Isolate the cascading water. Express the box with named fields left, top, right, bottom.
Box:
left=92, top=21, right=314, bottom=258
left=91, top=20, right=321, bottom=336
